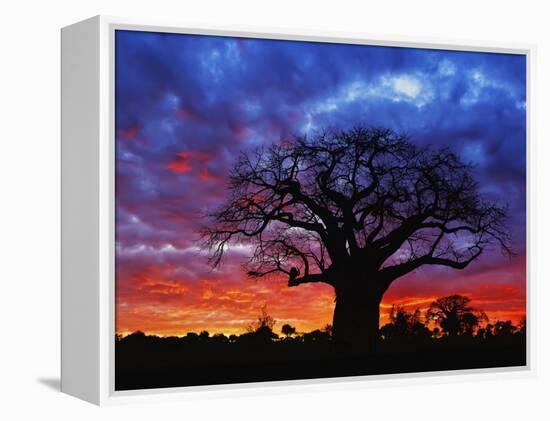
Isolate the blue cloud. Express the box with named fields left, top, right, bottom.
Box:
left=114, top=29, right=526, bottom=264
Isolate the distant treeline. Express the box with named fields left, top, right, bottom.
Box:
left=115, top=294, right=526, bottom=391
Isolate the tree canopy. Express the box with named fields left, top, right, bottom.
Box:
left=204, top=127, right=511, bottom=294
left=426, top=294, right=488, bottom=337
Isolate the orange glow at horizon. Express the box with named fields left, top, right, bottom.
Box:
left=115, top=256, right=526, bottom=338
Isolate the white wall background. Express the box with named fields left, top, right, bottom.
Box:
left=0, top=0, right=548, bottom=418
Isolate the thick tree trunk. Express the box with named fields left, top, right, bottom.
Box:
left=332, top=284, right=381, bottom=351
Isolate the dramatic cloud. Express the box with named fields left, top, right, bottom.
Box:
left=115, top=30, right=526, bottom=336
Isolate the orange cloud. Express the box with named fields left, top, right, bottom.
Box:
left=116, top=257, right=526, bottom=337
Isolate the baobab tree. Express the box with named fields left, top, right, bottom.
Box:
left=203, top=127, right=511, bottom=348
left=426, top=295, right=488, bottom=337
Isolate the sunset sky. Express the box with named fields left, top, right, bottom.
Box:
left=115, top=30, right=526, bottom=337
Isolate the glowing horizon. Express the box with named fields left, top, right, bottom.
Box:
left=115, top=255, right=526, bottom=338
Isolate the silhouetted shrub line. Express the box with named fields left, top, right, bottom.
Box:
left=115, top=296, right=526, bottom=390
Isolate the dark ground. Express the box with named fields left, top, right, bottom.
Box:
left=115, top=335, right=526, bottom=391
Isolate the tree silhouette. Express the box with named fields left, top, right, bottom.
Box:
left=493, top=320, right=517, bottom=337
left=242, top=306, right=279, bottom=343
left=426, top=295, right=487, bottom=337
left=204, top=127, right=510, bottom=348
left=211, top=333, right=229, bottom=344
left=380, top=305, right=430, bottom=340
left=281, top=323, right=297, bottom=338
left=247, top=305, right=276, bottom=333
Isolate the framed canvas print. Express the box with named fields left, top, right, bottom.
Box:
left=61, top=16, right=533, bottom=405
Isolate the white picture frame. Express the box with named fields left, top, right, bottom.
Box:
left=61, top=15, right=535, bottom=405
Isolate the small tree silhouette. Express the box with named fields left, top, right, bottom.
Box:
left=493, top=320, right=517, bottom=336
left=380, top=305, right=430, bottom=340
left=281, top=324, right=296, bottom=338
left=211, top=333, right=229, bottom=344
left=243, top=306, right=279, bottom=342
left=426, top=295, right=487, bottom=337
left=247, top=305, right=276, bottom=333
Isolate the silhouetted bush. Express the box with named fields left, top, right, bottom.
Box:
left=380, top=305, right=431, bottom=342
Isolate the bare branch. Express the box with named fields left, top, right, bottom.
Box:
left=201, top=126, right=511, bottom=292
